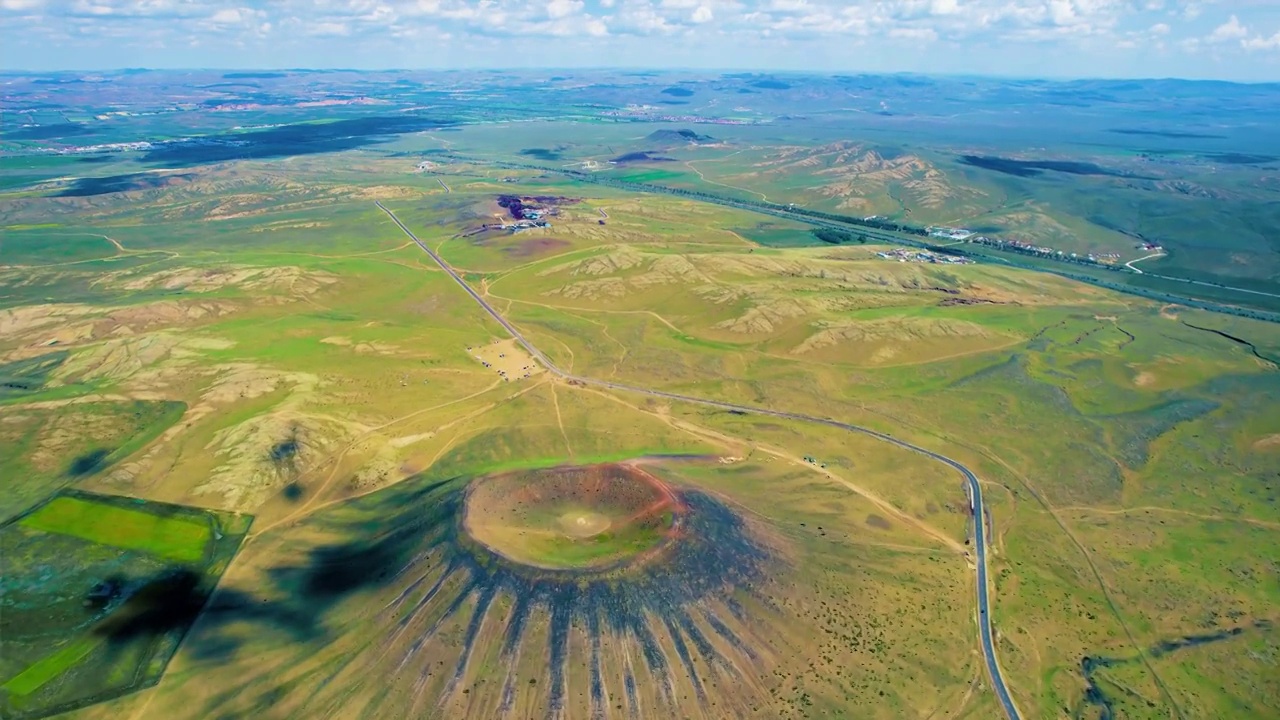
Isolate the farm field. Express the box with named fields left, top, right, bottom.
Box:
left=0, top=491, right=249, bottom=720
left=1, top=70, right=1278, bottom=720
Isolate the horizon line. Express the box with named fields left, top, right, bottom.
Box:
left=2, top=66, right=1278, bottom=86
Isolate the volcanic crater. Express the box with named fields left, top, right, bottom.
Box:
left=463, top=463, right=685, bottom=572
left=251, top=460, right=784, bottom=718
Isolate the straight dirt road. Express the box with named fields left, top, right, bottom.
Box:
left=375, top=201, right=1023, bottom=720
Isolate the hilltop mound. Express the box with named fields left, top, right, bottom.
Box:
left=611, top=150, right=675, bottom=164
left=646, top=128, right=716, bottom=145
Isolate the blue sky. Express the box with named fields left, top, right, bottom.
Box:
left=2, top=0, right=1278, bottom=81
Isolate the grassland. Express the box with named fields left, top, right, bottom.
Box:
left=20, top=496, right=212, bottom=564
left=411, top=120, right=1280, bottom=313
left=0, top=399, right=187, bottom=522
left=0, top=143, right=1276, bottom=720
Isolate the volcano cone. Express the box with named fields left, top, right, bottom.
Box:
left=463, top=463, right=683, bottom=571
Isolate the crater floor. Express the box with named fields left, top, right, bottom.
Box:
left=463, top=463, right=684, bottom=571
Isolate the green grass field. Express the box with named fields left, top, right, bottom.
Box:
left=2, top=639, right=100, bottom=699
left=20, top=497, right=211, bottom=564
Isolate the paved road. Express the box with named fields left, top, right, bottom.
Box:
left=1142, top=271, right=1280, bottom=300
left=376, top=201, right=1023, bottom=719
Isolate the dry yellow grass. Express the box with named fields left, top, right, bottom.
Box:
left=1252, top=434, right=1280, bottom=451
left=793, top=316, right=1004, bottom=362
left=118, top=265, right=337, bottom=295
left=736, top=142, right=989, bottom=213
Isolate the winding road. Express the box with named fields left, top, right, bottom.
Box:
left=1124, top=252, right=1165, bottom=274
left=375, top=201, right=1022, bottom=720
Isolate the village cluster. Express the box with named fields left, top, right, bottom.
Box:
left=876, top=248, right=975, bottom=265
left=967, top=235, right=1135, bottom=263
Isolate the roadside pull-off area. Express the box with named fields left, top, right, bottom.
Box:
left=468, top=338, right=544, bottom=382
left=375, top=201, right=1023, bottom=720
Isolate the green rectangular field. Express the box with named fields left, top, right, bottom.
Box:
left=1, top=637, right=100, bottom=698
left=19, top=497, right=211, bottom=564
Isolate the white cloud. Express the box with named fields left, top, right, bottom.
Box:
left=1047, top=0, right=1076, bottom=26
left=610, top=2, right=677, bottom=35
left=1243, top=30, right=1280, bottom=51
left=309, top=20, right=351, bottom=36
left=768, top=0, right=808, bottom=13
left=0, top=0, right=1203, bottom=45
left=209, top=8, right=243, bottom=24
left=73, top=1, right=116, bottom=15
left=546, top=0, right=582, bottom=19
left=889, top=26, right=937, bottom=41
left=1, top=0, right=1274, bottom=78
left=1209, top=14, right=1247, bottom=42
left=930, top=0, right=960, bottom=16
